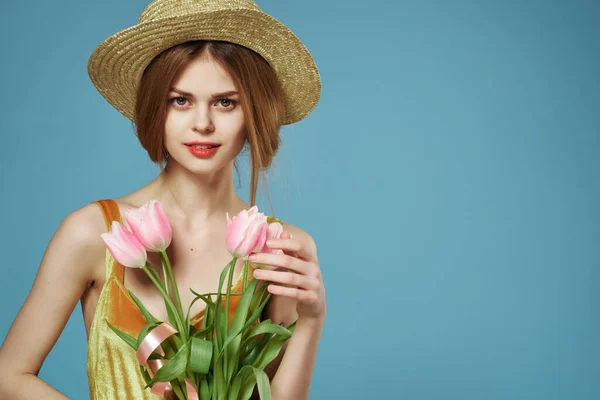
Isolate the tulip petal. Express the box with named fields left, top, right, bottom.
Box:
left=261, top=222, right=284, bottom=255
left=225, top=206, right=268, bottom=259
left=124, top=200, right=173, bottom=252
left=101, top=221, right=147, bottom=268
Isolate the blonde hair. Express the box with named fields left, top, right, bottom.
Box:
left=133, top=40, right=287, bottom=207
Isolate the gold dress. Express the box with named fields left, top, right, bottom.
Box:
left=87, top=199, right=280, bottom=399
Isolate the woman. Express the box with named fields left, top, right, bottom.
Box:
left=0, top=0, right=326, bottom=399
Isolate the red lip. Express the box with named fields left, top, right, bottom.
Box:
left=186, top=145, right=220, bottom=158
left=185, top=141, right=220, bottom=146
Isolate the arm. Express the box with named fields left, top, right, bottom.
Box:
left=250, top=227, right=327, bottom=400
left=0, top=203, right=105, bottom=399
left=269, top=313, right=325, bottom=400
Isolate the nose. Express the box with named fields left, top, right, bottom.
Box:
left=192, top=105, right=215, bottom=133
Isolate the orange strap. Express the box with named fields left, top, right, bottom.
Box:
left=93, top=199, right=125, bottom=283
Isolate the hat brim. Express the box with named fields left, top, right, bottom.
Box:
left=88, top=9, right=321, bottom=125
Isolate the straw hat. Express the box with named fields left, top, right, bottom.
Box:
left=88, top=0, right=321, bottom=125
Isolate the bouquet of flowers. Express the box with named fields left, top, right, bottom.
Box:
left=100, top=200, right=296, bottom=400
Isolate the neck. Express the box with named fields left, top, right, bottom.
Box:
left=155, top=160, right=243, bottom=229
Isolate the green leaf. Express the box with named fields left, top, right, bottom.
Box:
left=217, top=289, right=271, bottom=363
left=239, top=320, right=292, bottom=351
left=192, top=324, right=214, bottom=340
left=200, top=376, right=211, bottom=400
left=189, top=289, right=217, bottom=330
left=106, top=318, right=138, bottom=350
left=252, top=367, right=271, bottom=400
left=228, top=366, right=253, bottom=400
left=214, top=259, right=236, bottom=352
left=240, top=332, right=275, bottom=368
left=237, top=366, right=271, bottom=400
left=189, top=324, right=198, bottom=336
left=141, top=362, right=187, bottom=400
left=136, top=321, right=162, bottom=349
left=218, top=304, right=227, bottom=346
left=170, top=378, right=187, bottom=400
left=188, top=290, right=217, bottom=344
left=144, top=338, right=191, bottom=388
left=206, top=372, right=214, bottom=399
left=226, top=278, right=259, bottom=380
left=223, top=257, right=240, bottom=389
left=250, top=321, right=297, bottom=371
left=139, top=364, right=152, bottom=385
left=127, top=289, right=158, bottom=325
left=241, top=283, right=268, bottom=346
left=170, top=333, right=183, bottom=349
left=165, top=301, right=180, bottom=335
left=190, top=337, right=213, bottom=374
left=213, top=349, right=226, bottom=399
left=247, top=284, right=268, bottom=325
left=146, top=351, right=166, bottom=360
left=223, top=278, right=258, bottom=382
left=204, top=300, right=214, bottom=332
left=186, top=289, right=208, bottom=327
left=160, top=252, right=187, bottom=337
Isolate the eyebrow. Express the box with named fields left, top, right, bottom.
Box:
left=169, top=88, right=238, bottom=98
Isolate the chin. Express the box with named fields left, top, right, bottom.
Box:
left=179, top=158, right=232, bottom=176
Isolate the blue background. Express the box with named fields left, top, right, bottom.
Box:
left=1, top=0, right=599, bottom=399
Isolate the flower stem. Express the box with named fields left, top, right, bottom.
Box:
left=160, top=250, right=187, bottom=337
left=159, top=340, right=187, bottom=398
left=141, top=263, right=187, bottom=342
left=201, top=292, right=242, bottom=297
left=160, top=256, right=170, bottom=297
left=145, top=263, right=164, bottom=289
left=224, top=257, right=236, bottom=382
left=225, top=257, right=237, bottom=338
left=242, top=259, right=249, bottom=292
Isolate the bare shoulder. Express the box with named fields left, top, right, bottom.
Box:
left=0, top=201, right=107, bottom=377
left=66, top=201, right=109, bottom=242
left=33, top=202, right=108, bottom=288
left=55, top=202, right=109, bottom=282
left=68, top=202, right=111, bottom=281
left=280, top=222, right=318, bottom=260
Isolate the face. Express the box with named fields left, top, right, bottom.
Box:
left=164, top=53, right=245, bottom=175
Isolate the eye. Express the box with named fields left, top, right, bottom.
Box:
left=169, top=96, right=189, bottom=109
left=217, top=98, right=237, bottom=109
left=168, top=96, right=237, bottom=110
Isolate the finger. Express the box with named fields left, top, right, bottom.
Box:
left=249, top=252, right=308, bottom=275
left=265, top=233, right=313, bottom=261
left=253, top=269, right=318, bottom=290
left=277, top=231, right=296, bottom=255
left=266, top=284, right=318, bottom=303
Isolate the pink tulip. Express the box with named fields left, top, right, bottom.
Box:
left=262, top=222, right=284, bottom=255
left=124, top=200, right=173, bottom=252
left=253, top=221, right=284, bottom=271
left=101, top=221, right=148, bottom=268
left=225, top=205, right=268, bottom=259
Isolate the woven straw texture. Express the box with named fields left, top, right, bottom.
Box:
left=88, top=0, right=321, bottom=125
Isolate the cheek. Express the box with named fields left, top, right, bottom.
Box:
left=220, top=111, right=244, bottom=129
left=164, top=114, right=189, bottom=142
left=165, top=112, right=188, bottom=130
left=220, top=115, right=246, bottom=140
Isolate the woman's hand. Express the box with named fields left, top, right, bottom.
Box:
left=249, top=231, right=326, bottom=321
